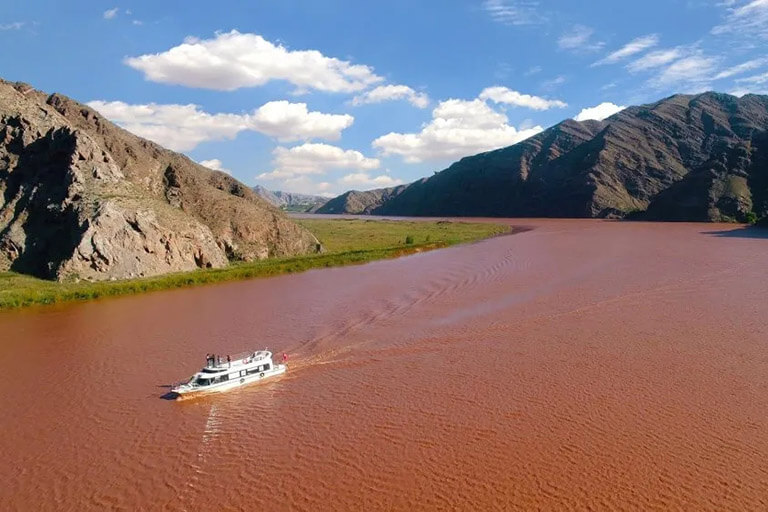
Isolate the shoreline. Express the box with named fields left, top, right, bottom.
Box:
left=0, top=220, right=512, bottom=311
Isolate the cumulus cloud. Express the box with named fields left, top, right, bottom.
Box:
left=373, top=98, right=543, bottom=163
left=125, top=30, right=383, bottom=93
left=573, top=102, right=626, bottom=122
left=712, top=0, right=768, bottom=40
left=593, top=34, right=659, bottom=66
left=339, top=172, right=404, bottom=188
left=258, top=143, right=380, bottom=180
left=103, top=8, right=119, bottom=20
left=87, top=100, right=354, bottom=151
left=558, top=25, right=604, bottom=53
left=479, top=86, right=567, bottom=110
left=351, top=85, right=429, bottom=108
left=249, top=101, right=353, bottom=141
left=481, top=0, right=544, bottom=25
left=198, top=159, right=230, bottom=174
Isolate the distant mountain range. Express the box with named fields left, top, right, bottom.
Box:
left=315, top=185, right=411, bottom=215
left=253, top=186, right=328, bottom=213
left=317, top=92, right=768, bottom=223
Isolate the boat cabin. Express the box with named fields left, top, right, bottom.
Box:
left=191, top=351, right=274, bottom=387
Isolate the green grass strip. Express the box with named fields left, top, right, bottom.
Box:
left=0, top=219, right=509, bottom=310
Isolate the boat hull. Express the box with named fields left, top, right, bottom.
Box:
left=173, top=364, right=287, bottom=399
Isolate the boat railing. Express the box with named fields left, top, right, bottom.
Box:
left=204, top=350, right=270, bottom=369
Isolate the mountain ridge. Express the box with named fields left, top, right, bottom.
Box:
left=320, top=92, right=768, bottom=223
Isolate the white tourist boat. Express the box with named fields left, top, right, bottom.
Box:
left=172, top=350, right=286, bottom=398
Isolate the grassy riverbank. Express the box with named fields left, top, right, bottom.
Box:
left=0, top=219, right=508, bottom=309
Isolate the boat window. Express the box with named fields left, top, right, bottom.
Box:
left=195, top=378, right=209, bottom=386
left=264, top=364, right=270, bottom=371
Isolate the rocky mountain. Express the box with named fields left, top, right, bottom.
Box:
left=0, top=79, right=320, bottom=282
left=253, top=185, right=328, bottom=212
left=252, top=185, right=281, bottom=206
left=315, top=184, right=412, bottom=214
left=325, top=92, right=768, bottom=223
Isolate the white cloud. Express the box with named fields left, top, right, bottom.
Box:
left=339, top=172, right=404, bottom=188
left=593, top=34, right=659, bottom=66
left=373, top=97, right=543, bottom=163
left=558, top=25, right=604, bottom=52
left=103, top=8, right=119, bottom=20
left=712, top=0, right=768, bottom=39
left=479, top=86, right=567, bottom=110
left=647, top=55, right=720, bottom=90
left=735, top=71, right=768, bottom=84
left=0, top=22, right=24, bottom=30
left=714, top=58, right=768, bottom=79
left=627, top=48, right=685, bottom=72
left=351, top=85, right=429, bottom=108
left=481, top=0, right=544, bottom=25
left=258, top=143, right=380, bottom=180
left=574, top=102, right=626, bottom=122
left=249, top=101, right=353, bottom=141
left=198, top=159, right=230, bottom=174
left=88, top=101, right=245, bottom=151
left=125, top=30, right=384, bottom=93
left=87, top=100, right=353, bottom=151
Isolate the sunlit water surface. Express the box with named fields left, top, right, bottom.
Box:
left=1, top=219, right=767, bottom=511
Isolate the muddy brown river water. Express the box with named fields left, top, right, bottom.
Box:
left=2, top=219, right=768, bottom=511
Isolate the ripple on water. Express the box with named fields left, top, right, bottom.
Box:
left=2, top=220, right=768, bottom=510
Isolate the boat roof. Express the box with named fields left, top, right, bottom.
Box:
left=200, top=350, right=273, bottom=372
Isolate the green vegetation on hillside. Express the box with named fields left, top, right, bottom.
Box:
left=0, top=219, right=508, bottom=309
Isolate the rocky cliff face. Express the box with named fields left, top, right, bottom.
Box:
left=326, top=93, right=768, bottom=222
left=0, top=80, right=320, bottom=281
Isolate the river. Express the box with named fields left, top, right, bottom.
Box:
left=1, top=219, right=767, bottom=511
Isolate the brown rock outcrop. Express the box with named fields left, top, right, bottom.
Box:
left=0, top=79, right=320, bottom=281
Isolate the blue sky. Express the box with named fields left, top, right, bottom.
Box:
left=2, top=1, right=767, bottom=196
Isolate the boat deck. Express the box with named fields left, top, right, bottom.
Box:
left=204, top=350, right=271, bottom=371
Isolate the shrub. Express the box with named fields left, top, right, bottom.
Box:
left=744, top=211, right=758, bottom=225
left=405, top=235, right=414, bottom=245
